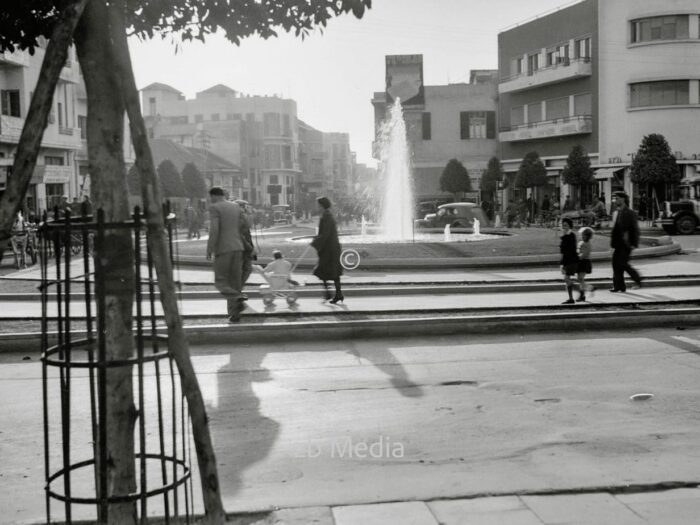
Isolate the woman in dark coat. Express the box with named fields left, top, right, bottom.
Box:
left=311, top=196, right=344, bottom=303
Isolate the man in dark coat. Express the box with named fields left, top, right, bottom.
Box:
left=206, top=187, right=249, bottom=321
left=609, top=191, right=641, bottom=293
left=311, top=196, right=343, bottom=303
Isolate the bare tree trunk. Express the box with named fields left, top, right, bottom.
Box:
left=0, top=0, right=87, bottom=255
left=75, top=2, right=137, bottom=524
left=107, top=2, right=226, bottom=523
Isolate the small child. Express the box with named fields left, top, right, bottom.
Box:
left=263, top=249, right=293, bottom=289
left=559, top=218, right=579, bottom=304
left=576, top=227, right=594, bottom=301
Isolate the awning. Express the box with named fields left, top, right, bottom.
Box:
left=595, top=168, right=618, bottom=180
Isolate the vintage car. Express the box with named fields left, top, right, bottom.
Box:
left=655, top=180, right=700, bottom=235
left=271, top=204, right=293, bottom=225
left=415, top=202, right=490, bottom=229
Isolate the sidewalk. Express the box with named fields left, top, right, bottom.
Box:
left=231, top=487, right=700, bottom=524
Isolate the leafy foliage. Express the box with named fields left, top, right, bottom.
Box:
left=440, top=158, right=472, bottom=197
left=157, top=160, right=185, bottom=197
left=480, top=156, right=503, bottom=195
left=630, top=133, right=680, bottom=187
left=0, top=0, right=372, bottom=53
left=182, top=162, right=207, bottom=198
left=561, top=145, right=594, bottom=186
left=514, top=151, right=547, bottom=189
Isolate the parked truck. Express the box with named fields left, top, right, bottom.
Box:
left=654, top=180, right=700, bottom=235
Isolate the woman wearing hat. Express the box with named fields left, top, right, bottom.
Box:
left=311, top=197, right=344, bottom=303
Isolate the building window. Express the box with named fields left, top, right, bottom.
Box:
left=558, top=44, right=570, bottom=65
left=78, top=115, right=87, bottom=139
left=632, top=15, right=689, bottom=43
left=574, top=93, right=592, bottom=115
left=194, top=114, right=203, bottom=123
left=421, top=112, right=431, bottom=140
left=57, top=102, right=63, bottom=127
left=211, top=113, right=220, bottom=121
left=283, top=114, right=291, bottom=136
left=1, top=90, right=20, bottom=117
left=575, top=37, right=591, bottom=60
left=282, top=145, right=292, bottom=169
left=630, top=80, right=690, bottom=107
left=546, top=96, right=569, bottom=120
left=545, top=50, right=556, bottom=67
left=527, top=53, right=539, bottom=75
left=527, top=101, right=542, bottom=123
left=516, top=58, right=523, bottom=75
left=45, top=155, right=65, bottom=166
left=264, top=113, right=281, bottom=136
left=265, top=145, right=281, bottom=169
left=149, top=97, right=156, bottom=115
left=511, top=106, right=525, bottom=127
left=269, top=174, right=279, bottom=184
left=46, top=184, right=65, bottom=209
left=460, top=111, right=496, bottom=139
left=228, top=113, right=241, bottom=120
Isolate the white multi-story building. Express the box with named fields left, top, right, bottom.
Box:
left=141, top=83, right=301, bottom=206
left=498, top=0, right=700, bottom=211
left=0, top=42, right=82, bottom=214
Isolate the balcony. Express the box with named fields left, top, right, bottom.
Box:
left=499, top=115, right=592, bottom=142
left=499, top=57, right=592, bottom=94
left=0, top=50, right=29, bottom=67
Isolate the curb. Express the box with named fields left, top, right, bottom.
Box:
left=3, top=305, right=699, bottom=352
left=173, top=243, right=682, bottom=270
left=2, top=276, right=700, bottom=302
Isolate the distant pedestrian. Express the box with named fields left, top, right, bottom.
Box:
left=560, top=217, right=579, bottom=304
left=563, top=195, right=575, bottom=212
left=81, top=195, right=93, bottom=216
left=609, top=191, right=641, bottom=293
left=638, top=191, right=649, bottom=221
left=206, top=187, right=249, bottom=322
left=311, top=196, right=344, bottom=303
left=576, top=227, right=594, bottom=301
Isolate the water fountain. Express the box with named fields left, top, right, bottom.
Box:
left=292, top=99, right=503, bottom=245
left=472, top=218, right=480, bottom=236
left=378, top=98, right=414, bottom=240
left=443, top=224, right=452, bottom=242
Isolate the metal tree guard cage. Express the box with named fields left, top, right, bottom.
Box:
left=40, top=205, right=194, bottom=524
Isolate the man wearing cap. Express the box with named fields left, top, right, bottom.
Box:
left=207, top=187, right=249, bottom=321
left=609, top=191, right=641, bottom=292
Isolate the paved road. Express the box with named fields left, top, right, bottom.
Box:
left=3, top=327, right=700, bottom=523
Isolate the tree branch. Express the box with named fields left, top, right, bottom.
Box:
left=107, top=2, right=226, bottom=523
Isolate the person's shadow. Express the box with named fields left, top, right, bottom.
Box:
left=205, top=347, right=280, bottom=507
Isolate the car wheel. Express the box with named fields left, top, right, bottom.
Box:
left=675, top=215, right=697, bottom=235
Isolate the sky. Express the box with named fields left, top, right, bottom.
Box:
left=128, top=0, right=574, bottom=167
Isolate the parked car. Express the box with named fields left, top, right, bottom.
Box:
left=271, top=204, right=293, bottom=225
left=655, top=180, right=700, bottom=235
left=415, top=202, right=490, bottom=229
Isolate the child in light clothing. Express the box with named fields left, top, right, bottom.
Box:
left=576, top=227, right=594, bottom=301
left=263, top=249, right=293, bottom=289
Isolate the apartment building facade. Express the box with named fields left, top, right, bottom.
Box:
left=498, top=0, right=700, bottom=210
left=142, top=83, right=301, bottom=207
left=0, top=43, right=82, bottom=214
left=372, top=63, right=499, bottom=205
